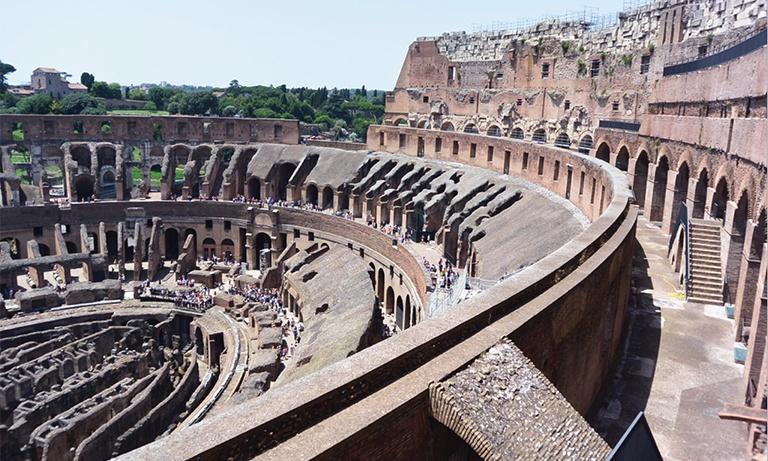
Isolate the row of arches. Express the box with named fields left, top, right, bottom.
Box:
left=371, top=264, right=420, bottom=331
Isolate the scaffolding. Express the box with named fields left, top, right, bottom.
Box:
left=470, top=1, right=655, bottom=35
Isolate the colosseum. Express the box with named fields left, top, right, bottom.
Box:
left=0, top=1, right=765, bottom=460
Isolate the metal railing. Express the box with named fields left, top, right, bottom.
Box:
left=427, top=269, right=468, bottom=319
left=663, top=30, right=767, bottom=76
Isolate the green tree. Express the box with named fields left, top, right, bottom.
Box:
left=60, top=93, right=106, bottom=114
left=90, top=81, right=122, bottom=99
left=221, top=105, right=237, bottom=117
left=148, top=87, right=180, bottom=109
left=80, top=72, right=95, bottom=90
left=166, top=101, right=180, bottom=114
left=143, top=101, right=158, bottom=111
left=179, top=91, right=218, bottom=115
left=16, top=94, right=53, bottom=114
left=128, top=88, right=147, bottom=100
left=0, top=60, right=16, bottom=93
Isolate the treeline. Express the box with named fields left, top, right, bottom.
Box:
left=0, top=61, right=385, bottom=139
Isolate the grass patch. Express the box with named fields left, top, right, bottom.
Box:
left=174, top=166, right=185, bottom=182
left=12, top=129, right=24, bottom=142
left=150, top=169, right=162, bottom=189
left=108, top=109, right=170, bottom=116
left=10, top=150, right=30, bottom=164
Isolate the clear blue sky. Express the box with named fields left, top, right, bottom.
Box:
left=2, top=0, right=623, bottom=90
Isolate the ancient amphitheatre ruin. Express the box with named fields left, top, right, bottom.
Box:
left=0, top=1, right=766, bottom=460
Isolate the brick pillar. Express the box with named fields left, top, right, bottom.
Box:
left=734, top=221, right=764, bottom=340
left=661, top=169, right=679, bottom=234
left=722, top=201, right=741, bottom=305
left=609, top=152, right=618, bottom=167
left=704, top=187, right=716, bottom=220
left=643, top=163, right=658, bottom=216
left=742, top=243, right=767, bottom=396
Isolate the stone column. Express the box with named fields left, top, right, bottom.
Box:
left=117, top=222, right=126, bottom=279
left=722, top=200, right=740, bottom=305
left=245, top=232, right=256, bottom=270
left=99, top=222, right=107, bottom=256
left=661, top=170, right=679, bottom=234
left=609, top=153, right=618, bottom=167
left=643, top=163, right=658, bottom=220
left=685, top=177, right=698, bottom=219
left=133, top=222, right=144, bottom=282
left=626, top=157, right=638, bottom=195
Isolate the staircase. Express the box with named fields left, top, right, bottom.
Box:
left=687, top=219, right=724, bottom=304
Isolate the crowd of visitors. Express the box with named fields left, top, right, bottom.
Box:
left=424, top=257, right=458, bottom=290
left=141, top=279, right=213, bottom=312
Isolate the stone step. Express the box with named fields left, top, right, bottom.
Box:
left=690, top=279, right=723, bottom=289
left=691, top=243, right=721, bottom=252
left=689, top=286, right=723, bottom=296
left=690, top=218, right=722, bottom=228
left=688, top=295, right=723, bottom=305
left=691, top=248, right=721, bottom=257
left=691, top=268, right=722, bottom=278
left=690, top=235, right=721, bottom=243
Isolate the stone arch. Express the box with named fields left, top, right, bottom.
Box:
left=711, top=176, right=729, bottom=220
left=532, top=128, right=547, bottom=143
left=393, top=118, right=408, bottom=127
left=149, top=164, right=162, bottom=192
left=692, top=167, right=709, bottom=219
left=38, top=243, right=51, bottom=257
left=96, top=145, right=116, bottom=167
left=202, top=237, right=216, bottom=260
left=670, top=161, right=690, bottom=229
left=416, top=118, right=429, bottom=129
left=65, top=241, right=78, bottom=254
left=463, top=123, right=478, bottom=134
left=106, top=230, right=118, bottom=261
left=221, top=238, right=235, bottom=260
left=440, top=121, right=455, bottom=132
left=750, top=208, right=767, bottom=259
left=486, top=125, right=502, bottom=137
left=510, top=126, right=524, bottom=140
left=633, top=150, right=650, bottom=207
left=385, top=286, right=395, bottom=316
left=255, top=232, right=271, bottom=251
left=595, top=141, right=611, bottom=162
left=395, top=295, right=404, bottom=329
left=71, top=145, right=92, bottom=169
left=649, top=155, right=669, bottom=222
left=75, top=174, right=95, bottom=201
left=100, top=169, right=116, bottom=199
left=554, top=132, right=571, bottom=149
left=405, top=295, right=412, bottom=328
left=615, top=145, right=630, bottom=172
left=377, top=268, right=385, bottom=302
left=577, top=134, right=593, bottom=153
left=322, top=186, right=334, bottom=209
left=306, top=184, right=318, bottom=206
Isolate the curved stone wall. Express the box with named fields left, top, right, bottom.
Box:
left=118, top=129, right=637, bottom=460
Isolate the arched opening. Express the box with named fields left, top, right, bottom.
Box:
left=649, top=156, right=669, bottom=222
left=377, top=268, right=385, bottom=302
left=394, top=118, right=408, bottom=127
left=554, top=132, right=571, bottom=149
left=440, top=122, right=455, bottom=132
left=615, top=146, right=630, bottom=171
left=532, top=128, right=547, bottom=143
left=463, top=123, right=478, bottom=134
left=106, top=230, right=118, bottom=262
left=670, top=162, right=690, bottom=229
left=75, top=174, right=95, bottom=201
left=221, top=238, right=235, bottom=261
left=100, top=170, right=116, bottom=199
left=404, top=296, right=412, bottom=329
left=71, top=146, right=91, bottom=169
left=578, top=135, right=593, bottom=153
left=385, top=286, right=394, bottom=316
left=711, top=177, right=729, bottom=221
left=486, top=125, right=501, bottom=137
left=395, top=295, right=404, bottom=329
left=65, top=241, right=78, bottom=254
left=750, top=209, right=766, bottom=259
left=306, top=184, right=318, bottom=206
left=38, top=243, right=51, bottom=257
left=248, top=177, right=261, bottom=199
left=275, top=163, right=296, bottom=201
left=595, top=142, right=610, bottom=162
left=255, top=233, right=271, bottom=251
left=692, top=168, right=709, bottom=219
left=164, top=228, right=179, bottom=260
left=322, top=186, right=334, bottom=209
left=510, top=127, right=524, bottom=140
left=202, top=237, right=216, bottom=260
left=633, top=151, right=650, bottom=207
left=416, top=119, right=428, bottom=129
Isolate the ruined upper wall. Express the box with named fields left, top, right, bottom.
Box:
left=0, top=115, right=300, bottom=146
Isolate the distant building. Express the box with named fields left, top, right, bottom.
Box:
left=7, top=85, right=35, bottom=97
left=30, top=67, right=87, bottom=98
